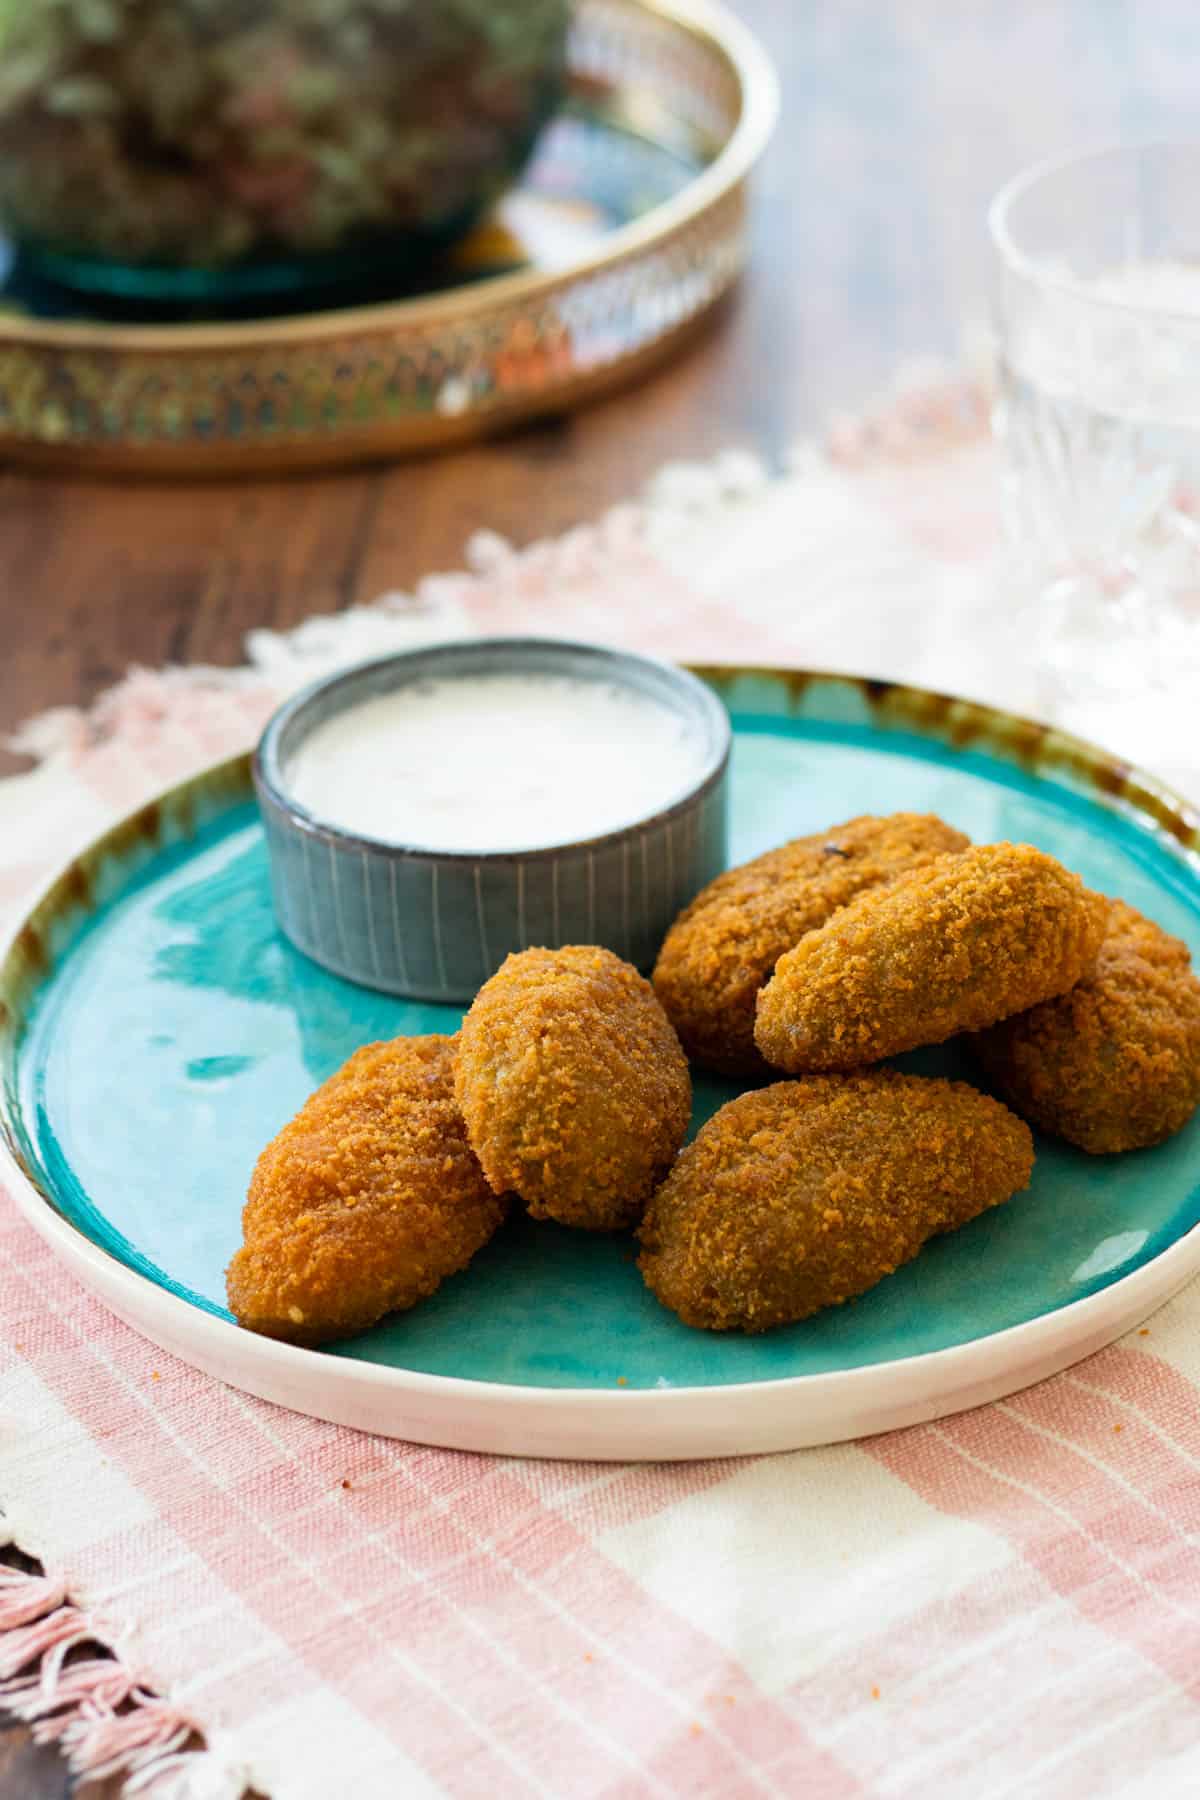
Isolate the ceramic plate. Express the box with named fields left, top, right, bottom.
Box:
left=4, top=668, right=1200, bottom=1460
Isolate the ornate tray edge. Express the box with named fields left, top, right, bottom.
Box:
left=0, top=0, right=778, bottom=471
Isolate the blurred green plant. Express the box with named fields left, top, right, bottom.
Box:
left=0, top=0, right=568, bottom=271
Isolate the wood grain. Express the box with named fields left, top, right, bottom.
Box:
left=5, top=0, right=1200, bottom=1790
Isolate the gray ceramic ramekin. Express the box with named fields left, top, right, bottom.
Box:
left=254, top=638, right=731, bottom=1003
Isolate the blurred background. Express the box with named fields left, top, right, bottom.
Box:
left=3, top=0, right=1200, bottom=772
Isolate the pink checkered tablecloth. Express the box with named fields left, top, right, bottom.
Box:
left=4, top=366, right=1200, bottom=1799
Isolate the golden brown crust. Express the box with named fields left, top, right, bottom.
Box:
left=754, top=843, right=1107, bottom=1073
left=651, top=813, right=970, bottom=1075
left=226, top=1035, right=505, bottom=1345
left=638, top=1071, right=1034, bottom=1332
left=974, top=898, right=1200, bottom=1153
left=455, top=945, right=692, bottom=1231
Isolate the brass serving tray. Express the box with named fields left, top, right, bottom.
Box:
left=0, top=0, right=777, bottom=476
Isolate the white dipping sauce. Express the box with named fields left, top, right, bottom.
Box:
left=285, top=672, right=706, bottom=851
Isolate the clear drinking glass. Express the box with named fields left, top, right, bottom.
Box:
left=990, top=144, right=1200, bottom=755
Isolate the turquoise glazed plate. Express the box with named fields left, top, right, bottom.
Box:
left=4, top=667, right=1200, bottom=1460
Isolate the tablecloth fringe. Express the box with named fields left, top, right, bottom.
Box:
left=0, top=1568, right=239, bottom=1798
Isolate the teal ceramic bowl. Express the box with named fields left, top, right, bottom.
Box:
left=3, top=666, right=1200, bottom=1459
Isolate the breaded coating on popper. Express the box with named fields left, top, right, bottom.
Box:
left=638, top=1071, right=1034, bottom=1333
left=755, top=843, right=1107, bottom=1074
left=226, top=1036, right=506, bottom=1345
left=652, top=813, right=969, bottom=1075
left=455, top=945, right=691, bottom=1231
left=974, top=898, right=1200, bottom=1154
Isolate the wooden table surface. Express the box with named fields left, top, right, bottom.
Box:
left=5, top=0, right=1200, bottom=1791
